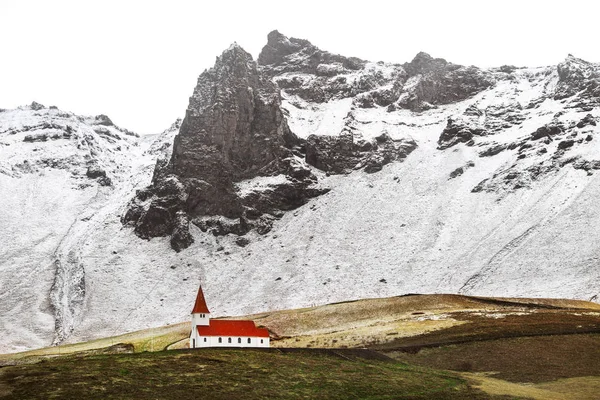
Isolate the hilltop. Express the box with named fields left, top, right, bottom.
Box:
left=2, top=294, right=600, bottom=399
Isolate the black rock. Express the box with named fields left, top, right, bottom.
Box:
left=23, top=134, right=48, bottom=143
left=305, top=131, right=416, bottom=174
left=555, top=55, right=600, bottom=102
left=479, top=143, right=508, bottom=157
left=86, top=164, right=112, bottom=186
left=259, top=31, right=493, bottom=110
left=576, top=114, right=597, bottom=128
left=397, top=53, right=495, bottom=111
left=170, top=211, right=194, bottom=252
left=86, top=165, right=107, bottom=179
left=123, top=43, right=329, bottom=251
left=235, top=237, right=250, bottom=247
left=193, top=216, right=249, bottom=237
left=94, top=114, right=114, bottom=126
left=449, top=167, right=465, bottom=179
left=438, top=118, right=486, bottom=150
left=134, top=204, right=174, bottom=239
left=557, top=139, right=575, bottom=150
left=531, top=124, right=563, bottom=140
left=30, top=101, right=45, bottom=111
left=463, top=105, right=484, bottom=117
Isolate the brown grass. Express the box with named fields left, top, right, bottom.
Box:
left=388, top=333, right=600, bottom=383
left=3, top=294, right=598, bottom=364
left=2, top=294, right=599, bottom=399
left=0, top=348, right=507, bottom=400
left=375, top=310, right=600, bottom=351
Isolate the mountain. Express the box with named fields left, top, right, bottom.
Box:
left=1, top=31, right=599, bottom=353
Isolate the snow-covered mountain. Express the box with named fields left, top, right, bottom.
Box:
left=1, top=31, right=599, bottom=353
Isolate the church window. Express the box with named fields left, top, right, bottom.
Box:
left=248, top=338, right=251, bottom=344
left=228, top=337, right=232, bottom=343
left=218, top=337, right=222, bottom=343
left=238, top=338, right=242, bottom=344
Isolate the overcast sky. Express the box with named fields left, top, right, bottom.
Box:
left=1, top=0, right=598, bottom=133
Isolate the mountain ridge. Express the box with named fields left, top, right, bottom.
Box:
left=1, top=31, right=599, bottom=354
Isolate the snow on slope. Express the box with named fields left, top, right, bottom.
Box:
left=61, top=67, right=600, bottom=349
left=0, top=104, right=179, bottom=352
left=2, top=59, right=600, bottom=353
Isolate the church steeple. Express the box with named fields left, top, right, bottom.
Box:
left=192, top=285, right=210, bottom=314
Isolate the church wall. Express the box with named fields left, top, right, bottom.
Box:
left=191, top=336, right=270, bottom=348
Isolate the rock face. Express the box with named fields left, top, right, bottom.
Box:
left=306, top=132, right=417, bottom=174
left=555, top=55, right=600, bottom=106
left=397, top=52, right=496, bottom=111
left=258, top=30, right=372, bottom=104
left=124, top=32, right=525, bottom=248
left=433, top=55, right=600, bottom=195
left=438, top=117, right=486, bottom=149
left=171, top=44, right=296, bottom=183
left=258, top=30, right=366, bottom=77
left=258, top=31, right=494, bottom=112
left=123, top=44, right=328, bottom=250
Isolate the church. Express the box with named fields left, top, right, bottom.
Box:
left=189, top=286, right=270, bottom=348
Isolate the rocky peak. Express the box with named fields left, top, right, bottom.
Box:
left=257, top=30, right=307, bottom=66
left=258, top=31, right=366, bottom=76
left=557, top=54, right=597, bottom=82
left=394, top=54, right=494, bottom=111
left=403, top=52, right=450, bottom=76
left=124, top=42, right=327, bottom=251
left=258, top=31, right=493, bottom=112
left=555, top=55, right=600, bottom=101
left=173, top=43, right=292, bottom=183
left=29, top=101, right=46, bottom=111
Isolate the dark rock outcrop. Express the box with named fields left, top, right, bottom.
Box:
left=170, top=211, right=194, bottom=252
left=259, top=31, right=395, bottom=105
left=123, top=44, right=327, bottom=250
left=530, top=124, right=564, bottom=140
left=94, top=114, right=114, bottom=126
left=439, top=102, right=527, bottom=154
left=479, top=143, right=508, bottom=157
left=396, top=52, right=495, bottom=111
left=305, top=132, right=416, bottom=174
left=124, top=175, right=187, bottom=239
left=258, top=30, right=366, bottom=78
left=555, top=55, right=600, bottom=103
left=573, top=159, right=600, bottom=172
left=449, top=161, right=475, bottom=179
left=86, top=164, right=112, bottom=186
left=30, top=101, right=45, bottom=111
left=438, top=118, right=486, bottom=150
left=258, top=31, right=493, bottom=110
left=557, top=139, right=575, bottom=150
left=483, top=103, right=526, bottom=133
left=577, top=114, right=597, bottom=128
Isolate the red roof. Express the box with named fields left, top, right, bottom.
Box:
left=192, top=286, right=210, bottom=314
left=197, top=320, right=270, bottom=338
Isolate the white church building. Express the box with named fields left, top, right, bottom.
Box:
left=189, top=286, right=270, bottom=348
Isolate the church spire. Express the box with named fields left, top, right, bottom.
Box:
left=192, top=285, right=210, bottom=314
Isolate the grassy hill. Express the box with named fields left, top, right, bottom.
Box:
left=2, top=293, right=600, bottom=399
left=0, top=348, right=508, bottom=400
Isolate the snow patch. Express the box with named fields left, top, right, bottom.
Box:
left=235, top=174, right=290, bottom=197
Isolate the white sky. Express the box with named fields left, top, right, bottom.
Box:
left=1, top=0, right=599, bottom=133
